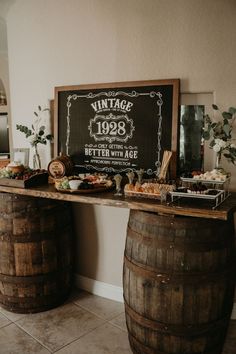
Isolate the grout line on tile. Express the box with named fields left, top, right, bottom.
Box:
left=72, top=301, right=124, bottom=321
left=14, top=321, right=54, bottom=353
left=13, top=305, right=108, bottom=354
left=104, top=310, right=125, bottom=321
left=52, top=321, right=107, bottom=353
left=0, top=311, right=12, bottom=321
left=0, top=310, right=28, bottom=323
left=0, top=312, right=13, bottom=325
left=107, top=320, right=128, bottom=333
left=0, top=322, right=14, bottom=330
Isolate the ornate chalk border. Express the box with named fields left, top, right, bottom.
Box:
left=65, top=90, right=163, bottom=174
left=88, top=113, right=135, bottom=143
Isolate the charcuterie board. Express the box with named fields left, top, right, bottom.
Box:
left=55, top=184, right=114, bottom=194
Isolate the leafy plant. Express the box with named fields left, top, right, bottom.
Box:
left=203, top=105, right=236, bottom=165
left=16, top=105, right=53, bottom=147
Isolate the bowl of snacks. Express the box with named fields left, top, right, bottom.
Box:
left=68, top=179, right=83, bottom=190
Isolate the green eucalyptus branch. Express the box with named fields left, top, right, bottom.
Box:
left=16, top=105, right=53, bottom=147
left=203, top=105, right=236, bottom=165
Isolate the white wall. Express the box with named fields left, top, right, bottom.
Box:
left=73, top=204, right=129, bottom=286
left=6, top=0, right=236, bottom=288
left=0, top=55, right=9, bottom=103
left=0, top=17, right=10, bottom=106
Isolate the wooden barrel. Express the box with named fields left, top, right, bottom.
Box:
left=0, top=193, right=73, bottom=313
left=123, top=210, right=235, bottom=354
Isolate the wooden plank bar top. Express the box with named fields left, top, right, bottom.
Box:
left=0, top=184, right=235, bottom=220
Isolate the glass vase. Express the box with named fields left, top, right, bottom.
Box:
left=32, top=145, right=41, bottom=170
left=114, top=174, right=123, bottom=196
left=215, top=151, right=222, bottom=170
left=214, top=151, right=227, bottom=175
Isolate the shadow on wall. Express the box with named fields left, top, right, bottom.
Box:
left=72, top=203, right=98, bottom=280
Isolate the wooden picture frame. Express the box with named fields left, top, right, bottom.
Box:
left=11, top=148, right=29, bottom=166
left=54, top=79, right=180, bottom=177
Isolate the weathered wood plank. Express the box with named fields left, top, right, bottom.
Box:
left=0, top=184, right=235, bottom=220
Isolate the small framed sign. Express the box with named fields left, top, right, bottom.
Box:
left=54, top=79, right=179, bottom=177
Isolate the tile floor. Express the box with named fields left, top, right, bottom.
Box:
left=0, top=289, right=235, bottom=354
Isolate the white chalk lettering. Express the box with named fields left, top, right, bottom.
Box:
left=84, top=148, right=110, bottom=157
left=124, top=150, right=138, bottom=159
left=91, top=98, right=133, bottom=113
left=110, top=150, right=123, bottom=157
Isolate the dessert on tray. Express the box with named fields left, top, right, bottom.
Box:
left=124, top=181, right=174, bottom=199
left=191, top=169, right=228, bottom=181
left=124, top=150, right=174, bottom=199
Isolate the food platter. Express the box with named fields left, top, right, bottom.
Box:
left=54, top=173, right=114, bottom=194
left=169, top=189, right=229, bottom=209
left=170, top=189, right=223, bottom=200
left=124, top=189, right=161, bottom=200
left=123, top=181, right=174, bottom=201
left=55, top=184, right=114, bottom=194
left=0, top=171, right=48, bottom=188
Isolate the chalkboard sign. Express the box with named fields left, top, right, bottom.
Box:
left=54, top=79, right=179, bottom=177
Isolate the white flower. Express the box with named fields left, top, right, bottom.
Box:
left=214, top=138, right=226, bottom=148
left=218, top=139, right=227, bottom=148
left=213, top=144, right=221, bottom=152
left=230, top=143, right=236, bottom=148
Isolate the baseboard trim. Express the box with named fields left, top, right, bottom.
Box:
left=74, top=274, right=124, bottom=303
left=75, top=274, right=236, bottom=319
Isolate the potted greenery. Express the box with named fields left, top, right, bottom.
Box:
left=203, top=104, right=236, bottom=169
left=16, top=105, right=53, bottom=169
